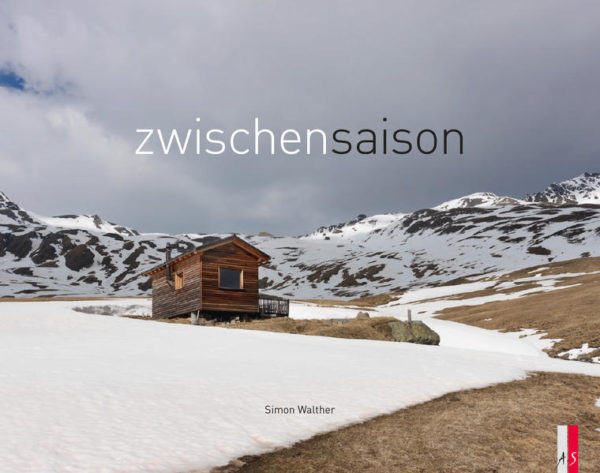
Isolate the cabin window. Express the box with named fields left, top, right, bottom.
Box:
left=219, top=267, right=243, bottom=290
left=175, top=272, right=184, bottom=290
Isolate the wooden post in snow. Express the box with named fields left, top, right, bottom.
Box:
left=407, top=308, right=412, bottom=323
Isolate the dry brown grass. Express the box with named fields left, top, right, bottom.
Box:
left=496, top=256, right=600, bottom=279
left=132, top=315, right=401, bottom=342
left=219, top=316, right=400, bottom=341
left=444, top=257, right=600, bottom=286
left=295, top=298, right=369, bottom=307
left=213, top=372, right=600, bottom=473
left=402, top=257, right=600, bottom=305
left=350, top=291, right=405, bottom=306
left=298, top=291, right=403, bottom=308
left=407, top=282, right=541, bottom=305
left=437, top=268, right=600, bottom=359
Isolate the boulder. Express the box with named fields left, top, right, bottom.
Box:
left=356, top=311, right=370, bottom=320
left=387, top=320, right=440, bottom=345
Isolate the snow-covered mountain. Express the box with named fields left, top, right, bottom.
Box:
left=525, top=172, right=600, bottom=204
left=1, top=174, right=599, bottom=299
left=432, top=192, right=525, bottom=211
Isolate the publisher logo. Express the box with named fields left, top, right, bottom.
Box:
left=557, top=425, right=578, bottom=473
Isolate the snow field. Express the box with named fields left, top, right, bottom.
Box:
left=1, top=299, right=600, bottom=472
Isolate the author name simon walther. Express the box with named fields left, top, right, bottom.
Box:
left=265, top=405, right=336, bottom=415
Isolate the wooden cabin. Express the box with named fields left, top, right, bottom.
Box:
left=142, top=235, right=289, bottom=320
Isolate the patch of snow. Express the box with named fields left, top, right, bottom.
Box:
left=433, top=192, right=525, bottom=211
left=73, top=303, right=152, bottom=317
left=32, top=212, right=137, bottom=236
left=559, top=343, right=600, bottom=360
left=504, top=328, right=560, bottom=352
left=383, top=284, right=574, bottom=320
left=290, top=302, right=365, bottom=320
left=387, top=281, right=497, bottom=304
left=496, top=281, right=517, bottom=290
left=423, top=318, right=546, bottom=356
left=511, top=271, right=600, bottom=285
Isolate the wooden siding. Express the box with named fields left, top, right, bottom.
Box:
left=149, top=241, right=261, bottom=318
left=151, top=254, right=202, bottom=318
left=201, top=243, right=260, bottom=313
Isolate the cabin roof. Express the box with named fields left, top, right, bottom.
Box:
left=142, top=235, right=270, bottom=277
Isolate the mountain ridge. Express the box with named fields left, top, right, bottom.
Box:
left=1, top=172, right=599, bottom=299
left=524, top=172, right=600, bottom=204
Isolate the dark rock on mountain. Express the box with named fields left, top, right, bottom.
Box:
left=65, top=245, right=95, bottom=271
left=3, top=232, right=35, bottom=259
left=315, top=214, right=368, bottom=235
left=13, top=267, right=33, bottom=276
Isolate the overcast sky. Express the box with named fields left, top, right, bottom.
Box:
left=0, top=1, right=599, bottom=235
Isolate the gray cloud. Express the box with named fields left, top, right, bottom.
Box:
left=0, top=1, right=599, bottom=235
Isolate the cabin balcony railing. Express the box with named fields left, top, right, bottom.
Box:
left=258, top=293, right=290, bottom=317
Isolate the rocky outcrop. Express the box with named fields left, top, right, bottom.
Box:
left=525, top=172, right=600, bottom=204
left=65, top=245, right=95, bottom=271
